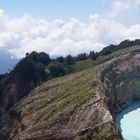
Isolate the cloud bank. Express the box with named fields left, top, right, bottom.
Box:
left=110, top=0, right=140, bottom=17
left=0, top=9, right=139, bottom=58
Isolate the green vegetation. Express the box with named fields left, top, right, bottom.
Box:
left=47, top=61, right=65, bottom=77
left=2, top=39, right=138, bottom=139
left=1, top=39, right=140, bottom=111
left=99, top=39, right=140, bottom=56
left=89, top=51, right=97, bottom=60
left=14, top=51, right=49, bottom=83
left=65, top=55, right=75, bottom=65
left=75, top=53, right=88, bottom=61
left=78, top=122, right=121, bottom=140
left=11, top=39, right=140, bottom=82
left=21, top=65, right=99, bottom=124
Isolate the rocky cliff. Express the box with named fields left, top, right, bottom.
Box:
left=99, top=47, right=140, bottom=113
left=1, top=46, right=140, bottom=140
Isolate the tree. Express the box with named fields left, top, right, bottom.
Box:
left=14, top=55, right=48, bottom=83
left=26, top=52, right=29, bottom=56
left=48, top=62, right=65, bottom=77
left=28, top=51, right=38, bottom=62
left=75, top=53, right=87, bottom=61
left=38, top=52, right=50, bottom=65
left=26, top=52, right=51, bottom=65
left=36, top=63, right=48, bottom=81
left=56, top=56, right=64, bottom=63
left=89, top=51, right=97, bottom=60
left=104, top=50, right=112, bottom=55
left=65, top=55, right=75, bottom=65
left=14, top=59, right=36, bottom=82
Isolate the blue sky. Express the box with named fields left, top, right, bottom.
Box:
left=0, top=0, right=139, bottom=24
left=0, top=0, right=108, bottom=20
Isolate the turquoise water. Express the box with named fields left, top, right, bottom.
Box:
left=116, top=102, right=140, bottom=140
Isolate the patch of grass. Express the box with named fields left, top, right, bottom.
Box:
left=40, top=68, right=98, bottom=121
left=78, top=122, right=121, bottom=140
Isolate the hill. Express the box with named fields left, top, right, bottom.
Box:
left=0, top=39, right=140, bottom=139
left=1, top=39, right=140, bottom=111
left=1, top=45, right=140, bottom=139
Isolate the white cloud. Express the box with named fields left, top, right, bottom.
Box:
left=0, top=9, right=139, bottom=58
left=110, top=0, right=140, bottom=17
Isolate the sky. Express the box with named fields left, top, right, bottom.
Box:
left=0, top=0, right=111, bottom=21
left=0, top=0, right=140, bottom=71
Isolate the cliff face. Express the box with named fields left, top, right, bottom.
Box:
left=0, top=72, right=37, bottom=111
left=1, top=46, right=140, bottom=140
left=0, top=65, right=122, bottom=140
left=99, top=48, right=140, bottom=113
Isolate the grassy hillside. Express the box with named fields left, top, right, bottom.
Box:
left=72, top=45, right=140, bottom=72
left=0, top=38, right=139, bottom=139
left=16, top=45, right=140, bottom=121
left=2, top=44, right=140, bottom=139
left=13, top=62, right=117, bottom=140
left=10, top=46, right=140, bottom=139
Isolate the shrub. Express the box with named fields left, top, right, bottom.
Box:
left=48, top=62, right=65, bottom=77
left=65, top=55, right=75, bottom=65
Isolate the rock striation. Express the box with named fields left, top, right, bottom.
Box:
left=1, top=46, right=140, bottom=140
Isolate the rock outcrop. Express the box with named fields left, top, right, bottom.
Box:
left=99, top=48, right=140, bottom=113
left=1, top=46, right=140, bottom=140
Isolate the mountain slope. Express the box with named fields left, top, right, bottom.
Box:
left=3, top=46, right=140, bottom=139
left=0, top=52, right=49, bottom=111
left=0, top=39, right=140, bottom=112
left=5, top=62, right=120, bottom=140
left=1, top=45, right=140, bottom=139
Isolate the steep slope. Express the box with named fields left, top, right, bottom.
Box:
left=8, top=65, right=121, bottom=140
left=0, top=39, right=139, bottom=112
left=1, top=46, right=140, bottom=140
left=0, top=52, right=49, bottom=111
left=99, top=47, right=140, bottom=112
